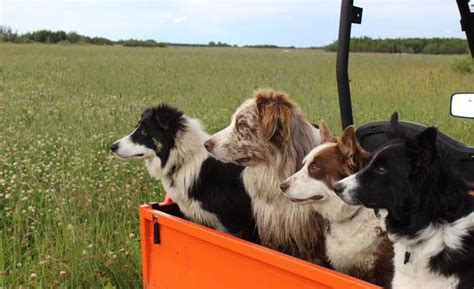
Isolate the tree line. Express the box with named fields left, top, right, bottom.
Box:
left=0, top=26, right=165, bottom=47
left=324, top=37, right=469, bottom=55
left=0, top=26, right=470, bottom=54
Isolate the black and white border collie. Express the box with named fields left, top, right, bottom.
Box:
left=111, top=104, right=258, bottom=242
left=334, top=113, right=474, bottom=289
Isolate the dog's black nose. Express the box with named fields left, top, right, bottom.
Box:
left=110, top=143, right=119, bottom=152
left=204, top=140, right=215, bottom=152
left=333, top=183, right=344, bottom=195
left=280, top=182, right=290, bottom=193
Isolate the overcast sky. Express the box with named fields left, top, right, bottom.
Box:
left=0, top=0, right=470, bottom=47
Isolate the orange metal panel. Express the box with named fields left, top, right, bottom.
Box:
left=141, top=191, right=474, bottom=288
left=139, top=203, right=381, bottom=289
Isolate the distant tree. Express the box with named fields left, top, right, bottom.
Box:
left=29, top=30, right=50, bottom=43
left=30, top=30, right=42, bottom=42
left=89, top=37, right=113, bottom=45
left=13, top=34, right=33, bottom=44
left=48, top=31, right=67, bottom=43
left=121, top=39, right=166, bottom=47
left=0, top=26, right=17, bottom=42
left=66, top=32, right=81, bottom=43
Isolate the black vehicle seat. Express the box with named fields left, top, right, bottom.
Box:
left=356, top=121, right=474, bottom=189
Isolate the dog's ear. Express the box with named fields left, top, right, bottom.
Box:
left=319, top=121, right=337, bottom=143
left=256, top=91, right=294, bottom=145
left=390, top=112, right=399, bottom=127
left=338, top=125, right=357, bottom=157
left=414, top=127, right=438, bottom=163
left=338, top=125, right=370, bottom=169
left=387, top=112, right=404, bottom=139
left=416, top=127, right=437, bottom=150
left=156, top=113, right=171, bottom=130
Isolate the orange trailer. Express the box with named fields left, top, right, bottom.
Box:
left=140, top=192, right=474, bottom=289
left=139, top=199, right=381, bottom=289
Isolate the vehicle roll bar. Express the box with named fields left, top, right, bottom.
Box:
left=335, top=0, right=473, bottom=130
left=336, top=0, right=362, bottom=129
left=456, top=0, right=474, bottom=58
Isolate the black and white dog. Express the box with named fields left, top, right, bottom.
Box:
left=334, top=113, right=474, bottom=289
left=111, top=104, right=258, bottom=242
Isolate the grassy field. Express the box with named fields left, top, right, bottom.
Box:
left=1, top=43, right=473, bottom=288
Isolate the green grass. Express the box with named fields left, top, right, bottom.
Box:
left=1, top=43, right=473, bottom=288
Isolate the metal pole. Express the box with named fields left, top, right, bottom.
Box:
left=456, top=0, right=474, bottom=58
left=336, top=0, right=355, bottom=129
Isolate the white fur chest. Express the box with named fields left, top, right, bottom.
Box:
left=391, top=212, right=474, bottom=289
left=325, top=208, right=381, bottom=274
left=389, top=214, right=474, bottom=289
left=392, top=240, right=459, bottom=289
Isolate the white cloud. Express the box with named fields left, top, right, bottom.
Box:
left=173, top=16, right=187, bottom=24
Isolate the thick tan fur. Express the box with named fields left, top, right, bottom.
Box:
left=256, top=90, right=295, bottom=145
left=244, top=89, right=327, bottom=263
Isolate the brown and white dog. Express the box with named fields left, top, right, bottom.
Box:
left=280, top=122, right=394, bottom=287
left=204, top=89, right=327, bottom=264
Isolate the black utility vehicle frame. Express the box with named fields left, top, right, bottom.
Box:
left=334, top=0, right=474, bottom=188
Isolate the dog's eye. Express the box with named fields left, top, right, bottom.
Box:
left=139, top=128, right=147, bottom=136
left=309, top=164, right=319, bottom=174
left=375, top=166, right=387, bottom=175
